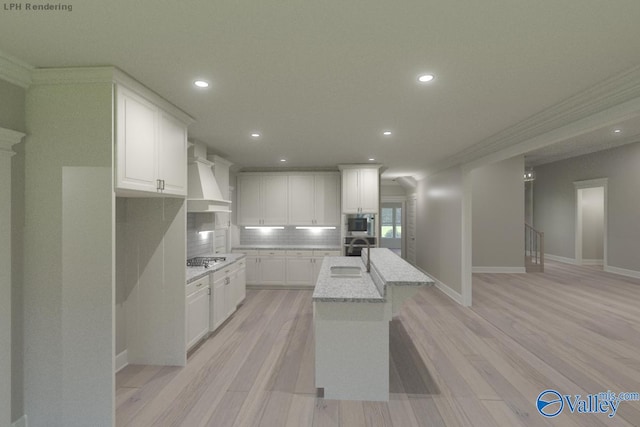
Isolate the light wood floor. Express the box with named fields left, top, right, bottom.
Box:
left=116, top=261, right=640, bottom=426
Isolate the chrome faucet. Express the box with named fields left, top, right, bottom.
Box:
left=348, top=237, right=371, bottom=272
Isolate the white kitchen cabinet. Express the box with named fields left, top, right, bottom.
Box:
left=260, top=254, right=287, bottom=285
left=238, top=174, right=288, bottom=225
left=233, top=250, right=286, bottom=287
left=186, top=277, right=210, bottom=350
left=211, top=274, right=227, bottom=331
left=234, top=259, right=247, bottom=306
left=288, top=174, right=340, bottom=225
left=312, top=250, right=341, bottom=284
left=115, top=84, right=190, bottom=197
left=339, top=165, right=381, bottom=214
left=285, top=250, right=314, bottom=286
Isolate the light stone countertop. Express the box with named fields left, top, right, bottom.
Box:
left=232, top=245, right=342, bottom=251
left=312, top=248, right=434, bottom=303
left=186, top=253, right=246, bottom=284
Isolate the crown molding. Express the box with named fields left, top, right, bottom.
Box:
left=437, top=64, right=640, bottom=175
left=31, top=66, right=117, bottom=85
left=0, top=49, right=33, bottom=88
left=0, top=127, right=26, bottom=157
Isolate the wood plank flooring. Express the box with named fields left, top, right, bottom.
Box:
left=116, top=261, right=640, bottom=426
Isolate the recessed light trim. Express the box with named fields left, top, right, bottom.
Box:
left=194, top=80, right=209, bottom=88
left=613, top=129, right=622, bottom=134
left=251, top=133, right=261, bottom=138
left=368, top=158, right=375, bottom=161
left=280, top=158, right=287, bottom=162
left=417, top=74, right=434, bottom=83
left=383, top=131, right=392, bottom=136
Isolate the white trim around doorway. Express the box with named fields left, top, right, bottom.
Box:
left=573, top=178, right=608, bottom=269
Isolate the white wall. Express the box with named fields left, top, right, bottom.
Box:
left=580, top=186, right=604, bottom=261
left=415, top=166, right=467, bottom=298
left=534, top=142, right=640, bottom=272
left=0, top=78, right=26, bottom=426
left=471, top=156, right=525, bottom=271
left=24, top=81, right=114, bottom=427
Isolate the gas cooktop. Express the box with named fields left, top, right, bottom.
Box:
left=186, top=256, right=227, bottom=268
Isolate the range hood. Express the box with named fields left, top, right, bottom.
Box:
left=187, top=156, right=232, bottom=213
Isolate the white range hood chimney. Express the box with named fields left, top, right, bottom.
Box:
left=187, top=156, right=232, bottom=213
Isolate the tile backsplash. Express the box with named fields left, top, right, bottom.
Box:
left=239, top=226, right=340, bottom=246
left=187, top=213, right=214, bottom=258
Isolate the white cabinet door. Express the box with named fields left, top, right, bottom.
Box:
left=288, top=175, right=315, bottom=225
left=238, top=175, right=262, bottom=225
left=260, top=257, right=286, bottom=285
left=186, top=286, right=210, bottom=350
left=211, top=275, right=226, bottom=331
left=157, top=111, right=187, bottom=196
left=312, top=257, right=324, bottom=285
left=341, top=169, right=360, bottom=214
left=235, top=264, right=246, bottom=305
left=262, top=175, right=288, bottom=225
left=245, top=256, right=260, bottom=285
left=286, top=257, right=313, bottom=286
left=116, top=87, right=158, bottom=193
left=224, top=275, right=235, bottom=318
left=315, top=174, right=340, bottom=225
left=359, top=168, right=380, bottom=213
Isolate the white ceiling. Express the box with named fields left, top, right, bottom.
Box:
left=2, top=1, right=640, bottom=177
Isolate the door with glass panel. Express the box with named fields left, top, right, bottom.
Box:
left=380, top=202, right=402, bottom=256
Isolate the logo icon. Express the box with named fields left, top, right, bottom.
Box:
left=537, top=389, right=564, bottom=418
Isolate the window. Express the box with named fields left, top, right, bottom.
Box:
left=381, top=206, right=402, bottom=239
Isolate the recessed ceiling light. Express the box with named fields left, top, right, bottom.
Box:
left=251, top=133, right=260, bottom=138
left=613, top=129, right=622, bottom=134
left=417, top=74, right=434, bottom=83
left=369, top=158, right=375, bottom=161
left=383, top=131, right=392, bottom=136
left=280, top=158, right=286, bottom=162
left=194, top=80, right=209, bottom=88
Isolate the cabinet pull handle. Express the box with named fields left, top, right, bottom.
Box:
left=161, top=179, right=165, bottom=190
left=196, top=282, right=203, bottom=287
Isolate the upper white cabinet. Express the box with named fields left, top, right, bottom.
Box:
left=238, top=174, right=288, bottom=225
left=288, top=173, right=340, bottom=225
left=339, top=165, right=381, bottom=214
left=211, top=155, right=233, bottom=230
left=115, top=83, right=191, bottom=197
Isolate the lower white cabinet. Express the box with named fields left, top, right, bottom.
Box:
left=186, top=276, right=210, bottom=350
left=209, top=259, right=247, bottom=332
left=234, top=249, right=340, bottom=287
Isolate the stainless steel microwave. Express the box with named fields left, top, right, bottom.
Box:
left=347, top=217, right=368, bottom=232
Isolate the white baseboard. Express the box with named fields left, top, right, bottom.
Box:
left=115, top=349, right=128, bottom=373
left=472, top=266, right=527, bottom=274
left=433, top=277, right=464, bottom=306
left=545, top=254, right=578, bottom=265
left=604, top=265, right=640, bottom=280
left=12, top=415, right=27, bottom=427
left=582, top=259, right=604, bottom=266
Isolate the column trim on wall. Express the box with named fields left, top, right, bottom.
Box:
left=0, top=50, right=33, bottom=88
left=0, top=128, right=25, bottom=156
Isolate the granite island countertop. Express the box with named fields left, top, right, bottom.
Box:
left=186, top=253, right=246, bottom=284
left=312, top=248, right=434, bottom=303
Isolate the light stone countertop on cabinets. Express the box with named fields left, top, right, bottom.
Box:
left=232, top=244, right=342, bottom=251
left=186, top=253, right=246, bottom=284
left=312, top=248, right=434, bottom=303
left=312, top=256, right=385, bottom=303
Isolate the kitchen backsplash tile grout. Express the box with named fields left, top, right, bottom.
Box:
left=239, top=227, right=340, bottom=246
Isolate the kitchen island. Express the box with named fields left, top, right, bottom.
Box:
left=312, top=248, right=434, bottom=401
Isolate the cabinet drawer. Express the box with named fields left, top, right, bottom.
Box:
left=286, top=250, right=314, bottom=257
left=313, top=250, right=341, bottom=257
left=260, top=250, right=286, bottom=257
left=186, top=275, right=210, bottom=296
left=232, top=249, right=260, bottom=256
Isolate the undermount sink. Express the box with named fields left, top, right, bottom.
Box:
left=330, top=266, right=362, bottom=278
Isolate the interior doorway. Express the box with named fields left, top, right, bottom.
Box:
left=380, top=202, right=403, bottom=256
left=574, top=179, right=607, bottom=267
